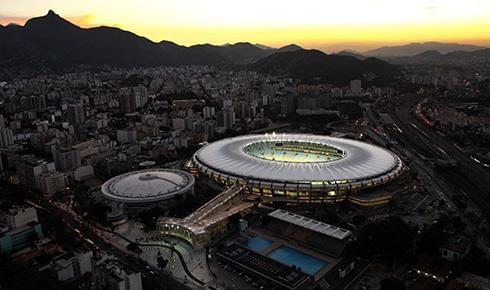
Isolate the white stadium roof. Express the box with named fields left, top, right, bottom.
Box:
left=268, top=209, right=351, bottom=240
left=193, top=134, right=403, bottom=187
left=101, top=169, right=194, bottom=203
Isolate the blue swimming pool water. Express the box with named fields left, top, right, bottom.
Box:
left=267, top=245, right=328, bottom=275
left=240, top=236, right=274, bottom=252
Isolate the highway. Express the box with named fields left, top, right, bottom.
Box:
left=364, top=98, right=490, bottom=254
left=385, top=95, right=490, bottom=216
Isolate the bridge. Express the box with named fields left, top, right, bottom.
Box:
left=156, top=185, right=253, bottom=249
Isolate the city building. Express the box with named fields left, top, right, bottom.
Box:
left=101, top=169, right=195, bottom=223
left=217, top=108, right=235, bottom=130
left=42, top=251, right=94, bottom=281
left=133, top=86, right=148, bottom=107
left=266, top=209, right=351, bottom=258
left=349, top=79, right=362, bottom=96
left=93, top=254, right=143, bottom=290
left=6, top=207, right=38, bottom=230
left=73, top=165, right=95, bottom=181
left=173, top=99, right=196, bottom=110
left=116, top=129, right=138, bottom=144
left=0, top=207, right=42, bottom=254
left=52, top=147, right=81, bottom=173
left=119, top=86, right=148, bottom=113
left=16, top=155, right=56, bottom=189
left=39, top=171, right=66, bottom=196
left=172, top=118, right=186, bottom=130
left=203, top=106, right=216, bottom=119
left=218, top=243, right=309, bottom=290
left=217, top=209, right=366, bottom=290
left=297, top=95, right=321, bottom=110
left=0, top=127, right=14, bottom=147
left=67, top=103, right=86, bottom=125
left=0, top=223, right=43, bottom=254
left=280, top=94, right=296, bottom=116
left=440, top=236, right=471, bottom=261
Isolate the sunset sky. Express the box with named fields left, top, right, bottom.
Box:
left=1, top=0, right=490, bottom=52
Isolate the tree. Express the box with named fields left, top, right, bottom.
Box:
left=138, top=207, right=165, bottom=230
left=380, top=277, right=406, bottom=290
left=352, top=214, right=367, bottom=226
left=0, top=254, right=59, bottom=289
left=354, top=217, right=414, bottom=264
left=157, top=251, right=169, bottom=269
left=88, top=203, right=110, bottom=224
left=127, top=242, right=142, bottom=254
left=27, top=231, right=39, bottom=245
left=417, top=225, right=444, bottom=255
left=228, top=213, right=241, bottom=228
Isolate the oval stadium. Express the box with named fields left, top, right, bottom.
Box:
left=101, top=168, right=195, bottom=206
left=192, top=134, right=404, bottom=203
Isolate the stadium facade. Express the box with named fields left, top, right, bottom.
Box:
left=192, top=134, right=404, bottom=203
left=100, top=169, right=195, bottom=223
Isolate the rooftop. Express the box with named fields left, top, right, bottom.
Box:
left=101, top=169, right=194, bottom=203
left=268, top=209, right=351, bottom=240
left=194, top=134, right=403, bottom=184
left=217, top=244, right=309, bottom=290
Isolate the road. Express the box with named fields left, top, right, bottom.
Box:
left=29, top=197, right=192, bottom=290
left=365, top=98, right=490, bottom=253
left=387, top=95, right=490, bottom=216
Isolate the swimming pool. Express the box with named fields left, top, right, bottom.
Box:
left=240, top=236, right=274, bottom=252
left=267, top=245, right=328, bottom=275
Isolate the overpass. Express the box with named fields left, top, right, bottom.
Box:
left=156, top=185, right=253, bottom=249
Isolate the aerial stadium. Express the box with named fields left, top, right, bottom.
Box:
left=191, top=133, right=404, bottom=203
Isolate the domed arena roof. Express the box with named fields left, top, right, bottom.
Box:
left=101, top=169, right=194, bottom=203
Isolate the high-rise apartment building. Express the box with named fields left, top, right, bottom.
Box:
left=52, top=147, right=81, bottom=173
left=0, top=127, right=14, bottom=147
left=67, top=103, right=86, bottom=125
left=39, top=171, right=66, bottom=196
left=349, top=79, right=362, bottom=96
left=16, top=155, right=56, bottom=189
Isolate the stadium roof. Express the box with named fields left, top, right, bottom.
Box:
left=194, top=134, right=402, bottom=184
left=268, top=209, right=351, bottom=240
left=101, top=169, right=194, bottom=203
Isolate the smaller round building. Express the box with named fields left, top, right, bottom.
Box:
left=101, top=169, right=195, bottom=223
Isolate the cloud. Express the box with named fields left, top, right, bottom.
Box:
left=424, top=6, right=439, bottom=14
left=0, top=15, right=28, bottom=26
left=67, top=14, right=122, bottom=29
left=67, top=14, right=95, bottom=27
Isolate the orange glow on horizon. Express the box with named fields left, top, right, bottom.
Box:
left=1, top=0, right=490, bottom=52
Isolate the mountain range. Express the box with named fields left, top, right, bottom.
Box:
left=381, top=48, right=490, bottom=65
left=6, top=10, right=488, bottom=84
left=252, top=49, right=399, bottom=85
left=364, top=42, right=486, bottom=57
left=0, top=10, right=401, bottom=86
left=0, top=10, right=304, bottom=69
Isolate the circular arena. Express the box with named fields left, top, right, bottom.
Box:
left=101, top=169, right=195, bottom=207
left=192, top=134, right=404, bottom=202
